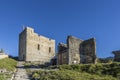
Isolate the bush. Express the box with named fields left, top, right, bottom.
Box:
left=31, top=70, right=117, bottom=80
left=29, top=62, right=120, bottom=80
left=57, top=63, right=120, bottom=78
left=59, top=64, right=73, bottom=70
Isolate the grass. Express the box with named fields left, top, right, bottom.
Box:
left=24, top=62, right=48, bottom=68
left=31, top=70, right=117, bottom=80
left=31, top=62, right=120, bottom=80
left=0, top=58, right=17, bottom=80
left=0, top=58, right=17, bottom=71
left=0, top=74, right=6, bottom=80
left=58, top=63, right=120, bottom=77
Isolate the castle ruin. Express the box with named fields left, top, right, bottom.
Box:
left=0, top=49, right=8, bottom=59
left=58, top=36, right=96, bottom=65
left=19, top=27, right=97, bottom=65
left=19, top=27, right=55, bottom=64
left=112, top=50, right=120, bottom=62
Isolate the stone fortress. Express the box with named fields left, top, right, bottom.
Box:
left=19, top=27, right=55, bottom=64
left=19, top=27, right=96, bottom=65
left=58, top=36, right=96, bottom=65
left=112, top=50, right=120, bottom=62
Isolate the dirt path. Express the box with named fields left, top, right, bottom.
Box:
left=13, top=62, right=30, bottom=80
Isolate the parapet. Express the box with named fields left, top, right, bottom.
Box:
left=25, top=27, right=34, bottom=32
left=58, top=43, right=67, bottom=48
left=67, top=35, right=83, bottom=42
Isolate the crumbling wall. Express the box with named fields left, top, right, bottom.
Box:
left=112, top=50, right=120, bottom=62
left=80, top=38, right=96, bottom=64
left=0, top=54, right=8, bottom=59
left=58, top=36, right=97, bottom=65
left=67, top=36, right=83, bottom=64
left=58, top=43, right=68, bottom=65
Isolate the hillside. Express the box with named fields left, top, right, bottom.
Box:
left=0, top=58, right=17, bottom=80
left=30, top=63, right=120, bottom=80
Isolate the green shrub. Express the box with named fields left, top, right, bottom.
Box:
left=87, top=64, right=103, bottom=75
left=59, top=64, right=73, bottom=70
left=29, top=62, right=120, bottom=80
left=31, top=70, right=117, bottom=80
left=57, top=63, right=120, bottom=78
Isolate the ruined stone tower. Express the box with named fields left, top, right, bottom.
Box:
left=19, top=27, right=55, bottom=64
left=112, top=50, right=120, bottom=62
left=58, top=36, right=96, bottom=65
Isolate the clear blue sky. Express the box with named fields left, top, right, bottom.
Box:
left=0, top=0, right=120, bottom=58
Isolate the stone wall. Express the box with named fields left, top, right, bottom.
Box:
left=19, top=27, right=55, bottom=64
left=58, top=43, right=68, bottom=65
left=112, top=50, right=120, bottom=62
left=0, top=69, right=7, bottom=73
left=19, top=29, right=27, bottom=61
left=67, top=36, right=83, bottom=64
left=80, top=38, right=96, bottom=64
left=0, top=54, right=8, bottom=59
left=58, top=36, right=96, bottom=65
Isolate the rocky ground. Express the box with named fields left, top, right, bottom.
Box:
left=13, top=62, right=30, bottom=80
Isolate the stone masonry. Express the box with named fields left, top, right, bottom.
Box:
left=58, top=43, right=68, bottom=64
left=0, top=49, right=8, bottom=59
left=19, top=27, right=55, bottom=64
left=112, top=50, right=120, bottom=62
left=58, top=36, right=96, bottom=65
